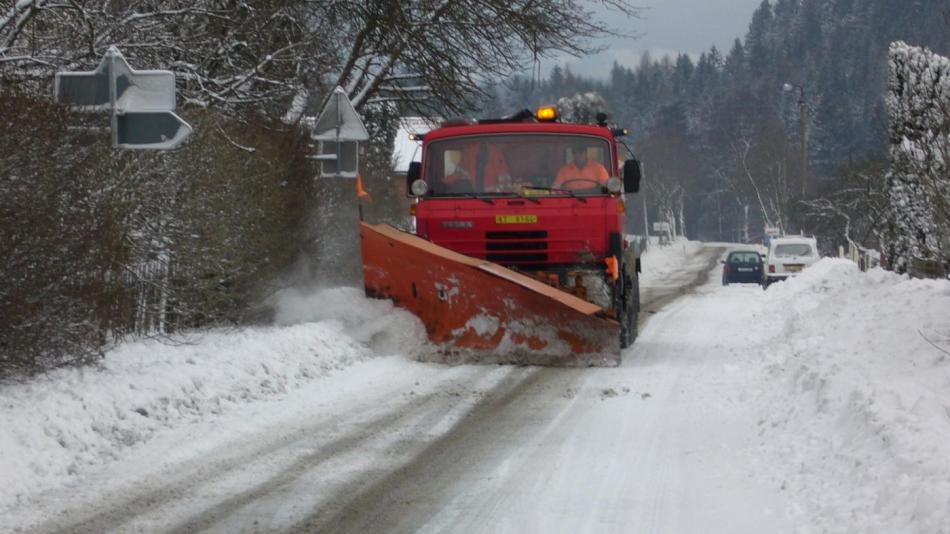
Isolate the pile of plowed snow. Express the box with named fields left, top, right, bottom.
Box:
left=0, top=288, right=426, bottom=508
left=749, top=259, right=950, bottom=532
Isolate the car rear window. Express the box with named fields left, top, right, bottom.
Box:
left=774, top=244, right=814, bottom=257
left=729, top=252, right=760, bottom=264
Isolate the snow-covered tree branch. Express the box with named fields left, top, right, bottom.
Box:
left=2, top=0, right=641, bottom=123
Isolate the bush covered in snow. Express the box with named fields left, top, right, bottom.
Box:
left=0, top=93, right=313, bottom=379
left=885, top=42, right=950, bottom=276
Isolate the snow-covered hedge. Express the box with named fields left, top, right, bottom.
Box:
left=885, top=42, right=950, bottom=275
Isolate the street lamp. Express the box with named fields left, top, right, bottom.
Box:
left=783, top=83, right=808, bottom=197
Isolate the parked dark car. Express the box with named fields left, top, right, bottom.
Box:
left=722, top=250, right=764, bottom=285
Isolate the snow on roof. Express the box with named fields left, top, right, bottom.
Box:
left=393, top=116, right=438, bottom=174
left=770, top=235, right=817, bottom=244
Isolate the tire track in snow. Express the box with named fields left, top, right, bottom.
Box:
left=295, top=367, right=566, bottom=533
left=170, top=366, right=536, bottom=534
left=29, top=387, right=447, bottom=534
left=23, top=366, right=515, bottom=534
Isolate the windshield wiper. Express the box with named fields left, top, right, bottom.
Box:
left=523, top=186, right=588, bottom=203
left=462, top=192, right=495, bottom=205
left=510, top=190, right=541, bottom=204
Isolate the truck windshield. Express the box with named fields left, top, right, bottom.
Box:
left=424, top=134, right=613, bottom=196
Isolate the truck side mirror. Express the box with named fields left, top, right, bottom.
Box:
left=623, top=159, right=641, bottom=193
left=406, top=162, right=421, bottom=197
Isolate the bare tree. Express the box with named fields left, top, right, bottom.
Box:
left=2, top=0, right=641, bottom=122
left=728, top=133, right=794, bottom=234
left=802, top=159, right=888, bottom=251
left=323, top=1, right=640, bottom=113
left=1, top=1, right=335, bottom=120
left=638, top=116, right=700, bottom=237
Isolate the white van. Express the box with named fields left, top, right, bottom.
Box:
left=762, top=236, right=819, bottom=288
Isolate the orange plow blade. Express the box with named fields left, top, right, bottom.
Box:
left=360, top=222, right=621, bottom=366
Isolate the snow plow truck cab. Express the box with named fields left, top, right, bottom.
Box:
left=359, top=107, right=643, bottom=366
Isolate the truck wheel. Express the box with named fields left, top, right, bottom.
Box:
left=620, top=272, right=639, bottom=348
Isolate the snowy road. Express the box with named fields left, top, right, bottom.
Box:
left=303, top=245, right=788, bottom=533
left=8, top=243, right=950, bottom=533
left=11, top=243, right=789, bottom=533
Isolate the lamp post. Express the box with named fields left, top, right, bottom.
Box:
left=783, top=83, right=808, bottom=197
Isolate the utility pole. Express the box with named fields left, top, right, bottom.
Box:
left=641, top=163, right=650, bottom=240
left=784, top=83, right=808, bottom=197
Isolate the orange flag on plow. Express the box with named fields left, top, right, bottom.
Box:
left=356, top=173, right=373, bottom=202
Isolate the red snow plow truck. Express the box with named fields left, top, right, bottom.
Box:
left=360, top=107, right=643, bottom=366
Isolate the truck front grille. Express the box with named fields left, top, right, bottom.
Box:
left=485, top=231, right=547, bottom=240
left=486, top=253, right=549, bottom=262
left=486, top=241, right=547, bottom=251
left=485, top=231, right=549, bottom=263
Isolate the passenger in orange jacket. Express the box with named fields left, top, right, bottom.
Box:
left=466, top=143, right=510, bottom=191
left=552, top=145, right=609, bottom=190
left=442, top=143, right=510, bottom=193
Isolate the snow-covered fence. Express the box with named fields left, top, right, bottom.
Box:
left=885, top=42, right=950, bottom=278
left=119, top=260, right=172, bottom=336
left=907, top=258, right=947, bottom=279
left=837, top=243, right=882, bottom=272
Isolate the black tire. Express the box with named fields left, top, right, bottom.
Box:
left=629, top=274, right=639, bottom=344
left=620, top=270, right=639, bottom=349
left=635, top=267, right=641, bottom=312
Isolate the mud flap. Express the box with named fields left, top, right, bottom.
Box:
left=360, top=223, right=621, bottom=366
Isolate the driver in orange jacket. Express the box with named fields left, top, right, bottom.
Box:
left=552, top=145, right=609, bottom=190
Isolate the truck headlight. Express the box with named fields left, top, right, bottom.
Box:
left=606, top=177, right=623, bottom=194
left=410, top=179, right=429, bottom=197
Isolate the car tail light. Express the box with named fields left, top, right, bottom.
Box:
left=723, top=264, right=731, bottom=274
left=769, top=264, right=775, bottom=273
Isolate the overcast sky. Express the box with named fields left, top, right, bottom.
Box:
left=547, top=0, right=764, bottom=77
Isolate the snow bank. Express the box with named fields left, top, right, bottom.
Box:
left=0, top=287, right=426, bottom=508
left=752, top=259, right=950, bottom=532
